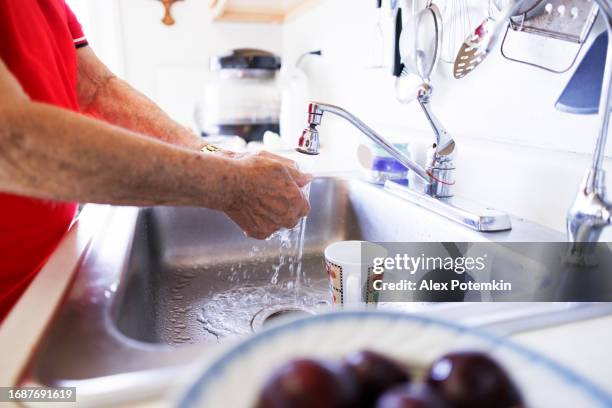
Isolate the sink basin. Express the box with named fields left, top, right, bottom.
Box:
left=21, top=176, right=612, bottom=406
left=111, top=177, right=562, bottom=346
left=112, top=178, right=362, bottom=345
left=112, top=207, right=334, bottom=345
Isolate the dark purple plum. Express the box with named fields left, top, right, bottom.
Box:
left=376, top=384, right=451, bottom=408
left=342, top=350, right=411, bottom=407
left=255, top=358, right=358, bottom=408
left=426, top=351, right=524, bottom=408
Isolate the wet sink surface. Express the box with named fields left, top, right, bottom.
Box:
left=112, top=178, right=368, bottom=345
left=114, top=250, right=331, bottom=345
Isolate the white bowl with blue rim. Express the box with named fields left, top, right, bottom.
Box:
left=178, top=311, right=612, bottom=408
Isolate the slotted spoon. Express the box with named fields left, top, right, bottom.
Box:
left=453, top=0, right=521, bottom=78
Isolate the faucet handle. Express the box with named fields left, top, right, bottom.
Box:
left=297, top=124, right=321, bottom=155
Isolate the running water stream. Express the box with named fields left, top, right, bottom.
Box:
left=193, top=181, right=327, bottom=342
left=269, top=183, right=311, bottom=300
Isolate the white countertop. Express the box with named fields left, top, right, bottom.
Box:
left=1, top=150, right=612, bottom=407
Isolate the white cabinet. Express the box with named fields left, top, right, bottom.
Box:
left=208, top=0, right=322, bottom=24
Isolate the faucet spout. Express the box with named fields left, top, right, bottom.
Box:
left=567, top=169, right=612, bottom=243
left=298, top=101, right=456, bottom=198
left=298, top=102, right=432, bottom=182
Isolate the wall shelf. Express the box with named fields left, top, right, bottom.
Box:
left=208, top=0, right=321, bottom=24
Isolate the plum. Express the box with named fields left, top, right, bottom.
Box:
left=341, top=350, right=411, bottom=407
left=255, top=358, right=358, bottom=408
left=426, top=351, right=523, bottom=408
left=376, top=384, right=451, bottom=408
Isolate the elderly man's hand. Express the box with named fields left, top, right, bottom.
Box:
left=224, top=151, right=312, bottom=239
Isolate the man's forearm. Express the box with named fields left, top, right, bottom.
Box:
left=86, top=76, right=203, bottom=149
left=76, top=48, right=202, bottom=150
left=81, top=75, right=203, bottom=150
left=0, top=100, right=235, bottom=208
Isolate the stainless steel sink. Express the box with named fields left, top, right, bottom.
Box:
left=111, top=209, right=334, bottom=346
left=110, top=176, right=385, bottom=346
left=19, top=176, right=612, bottom=406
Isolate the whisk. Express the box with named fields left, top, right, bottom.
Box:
left=441, top=0, right=472, bottom=63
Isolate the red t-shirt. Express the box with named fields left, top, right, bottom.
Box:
left=0, top=0, right=88, bottom=322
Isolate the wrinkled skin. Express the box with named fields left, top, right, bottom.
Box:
left=225, top=151, right=312, bottom=240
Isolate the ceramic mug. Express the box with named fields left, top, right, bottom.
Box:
left=324, top=241, right=388, bottom=306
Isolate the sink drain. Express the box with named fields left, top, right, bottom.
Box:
left=264, top=308, right=311, bottom=326
left=251, top=306, right=313, bottom=332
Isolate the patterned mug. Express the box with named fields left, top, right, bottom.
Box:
left=324, top=241, right=387, bottom=306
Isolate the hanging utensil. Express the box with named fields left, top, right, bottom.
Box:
left=497, top=0, right=545, bottom=20
left=401, top=2, right=444, bottom=80
left=556, top=32, right=608, bottom=114
left=500, top=0, right=599, bottom=73
left=441, top=0, right=472, bottom=63
left=394, top=1, right=443, bottom=102
left=452, top=0, right=519, bottom=78
left=370, top=0, right=386, bottom=68
left=392, top=0, right=406, bottom=76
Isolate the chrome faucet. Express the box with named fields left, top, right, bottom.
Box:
left=298, top=84, right=456, bottom=198
left=468, top=0, right=612, bottom=244
left=564, top=3, right=612, bottom=244
left=485, top=0, right=612, bottom=244
left=297, top=88, right=512, bottom=232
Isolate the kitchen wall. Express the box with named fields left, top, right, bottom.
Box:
left=120, top=1, right=284, bottom=129
left=73, top=0, right=283, bottom=129
left=282, top=0, right=612, bottom=236
left=66, top=0, right=125, bottom=76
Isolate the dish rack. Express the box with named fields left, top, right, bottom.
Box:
left=500, top=0, right=599, bottom=73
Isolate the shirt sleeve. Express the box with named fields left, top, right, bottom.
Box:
left=64, top=2, right=88, bottom=49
